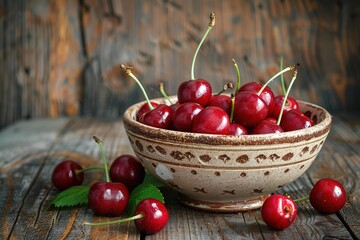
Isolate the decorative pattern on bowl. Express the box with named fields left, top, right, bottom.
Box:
left=123, top=97, right=332, bottom=212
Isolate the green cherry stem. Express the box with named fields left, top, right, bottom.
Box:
left=232, top=58, right=241, bottom=92
left=293, top=195, right=310, bottom=203
left=230, top=94, right=235, bottom=122
left=75, top=165, right=105, bottom=174
left=280, top=56, right=287, bottom=96
left=120, top=64, right=154, bottom=110
left=276, top=67, right=298, bottom=125
left=83, top=213, right=144, bottom=226
left=93, top=136, right=110, bottom=182
left=257, top=65, right=295, bottom=96
left=191, top=12, right=215, bottom=80
left=159, top=82, right=173, bottom=104
left=215, top=82, right=233, bottom=95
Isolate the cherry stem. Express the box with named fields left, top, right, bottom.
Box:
left=83, top=213, right=144, bottom=226
left=191, top=12, right=215, bottom=80
left=232, top=58, right=241, bottom=92
left=257, top=65, right=295, bottom=96
left=280, top=56, right=287, bottom=96
left=284, top=206, right=291, bottom=213
left=230, top=94, right=235, bottom=122
left=216, top=82, right=233, bottom=95
left=293, top=195, right=310, bottom=202
left=120, top=64, right=154, bottom=110
left=76, top=165, right=105, bottom=174
left=93, top=136, right=110, bottom=183
left=276, top=67, right=298, bottom=125
left=159, top=82, right=173, bottom=104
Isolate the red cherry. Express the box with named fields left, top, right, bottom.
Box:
left=170, top=102, right=181, bottom=113
left=233, top=91, right=269, bottom=127
left=110, top=155, right=145, bottom=192
left=309, top=178, right=346, bottom=214
left=177, top=79, right=212, bottom=107
left=51, top=160, right=84, bottom=191
left=238, top=82, right=275, bottom=114
left=134, top=198, right=169, bottom=235
left=192, top=106, right=231, bottom=135
left=88, top=181, right=129, bottom=216
left=280, top=109, right=314, bottom=132
left=172, top=102, right=203, bottom=132
left=208, top=94, right=232, bottom=115
left=261, top=194, right=298, bottom=230
left=137, top=102, right=159, bottom=120
left=139, top=104, right=173, bottom=129
left=228, top=122, right=248, bottom=136
left=271, top=95, right=299, bottom=119
left=252, top=118, right=284, bottom=134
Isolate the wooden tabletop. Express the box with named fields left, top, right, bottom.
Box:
left=0, top=114, right=359, bottom=240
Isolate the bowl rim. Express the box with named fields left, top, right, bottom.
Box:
left=123, top=97, right=332, bottom=146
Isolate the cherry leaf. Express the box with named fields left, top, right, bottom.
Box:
left=126, top=183, right=165, bottom=216
left=49, top=185, right=89, bottom=209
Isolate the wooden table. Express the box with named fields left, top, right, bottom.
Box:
left=1, top=115, right=359, bottom=240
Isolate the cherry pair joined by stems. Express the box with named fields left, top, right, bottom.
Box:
left=84, top=198, right=169, bottom=235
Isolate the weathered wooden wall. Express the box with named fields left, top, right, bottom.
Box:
left=1, top=0, right=359, bottom=129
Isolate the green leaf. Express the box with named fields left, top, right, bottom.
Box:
left=126, top=183, right=165, bottom=216
left=142, top=171, right=165, bottom=188
left=49, top=185, right=90, bottom=209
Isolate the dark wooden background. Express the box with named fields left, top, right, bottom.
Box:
left=1, top=0, right=360, bottom=129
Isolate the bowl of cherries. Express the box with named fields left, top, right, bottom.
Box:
left=122, top=12, right=332, bottom=212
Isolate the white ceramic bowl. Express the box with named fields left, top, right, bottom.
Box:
left=123, top=97, right=332, bottom=212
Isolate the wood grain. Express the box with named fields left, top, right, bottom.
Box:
left=0, top=0, right=359, bottom=129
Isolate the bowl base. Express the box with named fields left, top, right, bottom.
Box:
left=178, top=194, right=270, bottom=213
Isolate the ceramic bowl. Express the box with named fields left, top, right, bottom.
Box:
left=123, top=97, right=332, bottom=212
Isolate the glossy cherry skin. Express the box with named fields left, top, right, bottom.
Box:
left=192, top=106, right=231, bottom=135
left=88, top=182, right=129, bottom=216
left=238, top=82, right=275, bottom=114
left=177, top=79, right=212, bottom=107
left=134, top=198, right=169, bottom=235
left=252, top=118, right=284, bottom=134
left=271, top=95, right=299, bottom=119
left=110, top=155, right=145, bottom=192
left=208, top=94, right=232, bottom=115
left=280, top=109, right=314, bottom=132
left=172, top=102, right=203, bottom=132
left=136, top=102, right=159, bottom=120
left=228, top=122, right=248, bottom=136
left=261, top=194, right=298, bottom=230
left=51, top=160, right=84, bottom=191
left=309, top=178, right=346, bottom=214
left=139, top=104, right=173, bottom=129
left=170, top=102, right=181, bottom=113
left=234, top=91, right=269, bottom=127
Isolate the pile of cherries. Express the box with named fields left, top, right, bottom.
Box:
left=51, top=137, right=169, bottom=235
left=122, top=12, right=314, bottom=136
